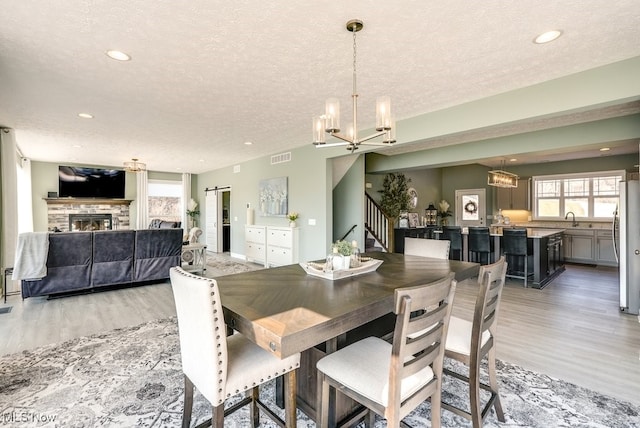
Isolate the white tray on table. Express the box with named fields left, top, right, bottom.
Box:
left=300, top=258, right=383, bottom=280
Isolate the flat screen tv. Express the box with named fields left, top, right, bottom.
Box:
left=58, top=166, right=126, bottom=198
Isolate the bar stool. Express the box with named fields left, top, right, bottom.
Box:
left=441, top=226, right=463, bottom=260
left=468, top=227, right=492, bottom=265
left=502, top=228, right=534, bottom=287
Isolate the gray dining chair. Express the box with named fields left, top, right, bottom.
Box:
left=170, top=267, right=300, bottom=428
left=316, top=273, right=457, bottom=428
left=442, top=256, right=507, bottom=427
left=404, top=237, right=451, bottom=259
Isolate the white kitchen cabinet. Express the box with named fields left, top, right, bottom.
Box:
left=563, top=229, right=595, bottom=263
left=595, top=229, right=617, bottom=266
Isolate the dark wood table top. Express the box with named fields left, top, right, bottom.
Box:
left=216, top=252, right=479, bottom=358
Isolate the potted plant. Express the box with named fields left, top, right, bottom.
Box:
left=378, top=173, right=412, bottom=251
left=331, top=240, right=352, bottom=270
left=287, top=212, right=299, bottom=228
left=186, top=198, right=200, bottom=229
left=438, top=199, right=452, bottom=226
left=378, top=173, right=412, bottom=223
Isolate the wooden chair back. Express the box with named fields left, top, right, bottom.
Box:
left=388, top=272, right=457, bottom=422
left=473, top=256, right=507, bottom=356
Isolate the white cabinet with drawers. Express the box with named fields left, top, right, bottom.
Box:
left=245, top=225, right=267, bottom=266
left=245, top=225, right=299, bottom=267
left=266, top=226, right=299, bottom=267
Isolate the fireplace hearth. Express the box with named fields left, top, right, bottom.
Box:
left=69, top=214, right=113, bottom=231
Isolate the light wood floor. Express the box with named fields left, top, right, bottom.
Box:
left=1, top=260, right=638, bottom=406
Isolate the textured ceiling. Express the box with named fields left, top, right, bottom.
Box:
left=1, top=1, right=639, bottom=173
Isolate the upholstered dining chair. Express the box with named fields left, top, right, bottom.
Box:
left=404, top=237, right=451, bottom=260
left=170, top=267, right=300, bottom=428
left=467, top=227, right=493, bottom=265
left=316, top=273, right=457, bottom=428
left=442, top=256, right=507, bottom=428
left=501, top=228, right=533, bottom=287
left=441, top=226, right=463, bottom=261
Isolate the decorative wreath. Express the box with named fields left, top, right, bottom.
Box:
left=464, top=200, right=478, bottom=215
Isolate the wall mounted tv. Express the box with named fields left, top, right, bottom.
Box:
left=58, top=166, right=126, bottom=198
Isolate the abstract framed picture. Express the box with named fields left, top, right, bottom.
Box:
left=259, top=176, right=288, bottom=217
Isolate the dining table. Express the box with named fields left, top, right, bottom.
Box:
left=215, top=252, right=480, bottom=425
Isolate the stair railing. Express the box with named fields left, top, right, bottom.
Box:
left=339, top=224, right=357, bottom=242
left=365, top=193, right=393, bottom=252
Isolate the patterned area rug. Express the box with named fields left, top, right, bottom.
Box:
left=204, top=252, right=263, bottom=277
left=1, top=317, right=638, bottom=427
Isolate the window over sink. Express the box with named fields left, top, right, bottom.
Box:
left=532, top=170, right=624, bottom=220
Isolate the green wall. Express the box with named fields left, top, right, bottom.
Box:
left=196, top=144, right=338, bottom=262
left=333, top=155, right=365, bottom=246
left=365, top=168, right=442, bottom=223
left=495, top=154, right=637, bottom=178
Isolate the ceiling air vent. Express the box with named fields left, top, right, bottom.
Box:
left=271, top=152, right=291, bottom=165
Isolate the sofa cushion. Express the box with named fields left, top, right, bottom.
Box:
left=22, top=232, right=93, bottom=296
left=92, top=230, right=135, bottom=286
left=134, top=229, right=182, bottom=282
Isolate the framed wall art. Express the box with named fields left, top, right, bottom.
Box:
left=259, top=176, right=288, bottom=217
left=408, top=212, right=419, bottom=228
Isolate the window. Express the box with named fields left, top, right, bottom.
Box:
left=532, top=171, right=623, bottom=220
left=148, top=180, right=182, bottom=222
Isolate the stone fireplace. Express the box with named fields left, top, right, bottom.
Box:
left=46, top=198, right=133, bottom=232
left=69, top=213, right=113, bottom=231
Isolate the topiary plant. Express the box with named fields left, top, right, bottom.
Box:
left=379, top=172, right=412, bottom=220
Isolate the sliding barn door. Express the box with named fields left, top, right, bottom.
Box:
left=206, top=191, right=219, bottom=252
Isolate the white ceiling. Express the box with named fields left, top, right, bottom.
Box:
left=1, top=1, right=639, bottom=174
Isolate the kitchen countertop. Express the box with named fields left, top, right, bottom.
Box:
left=491, top=221, right=610, bottom=230
left=462, top=227, right=565, bottom=238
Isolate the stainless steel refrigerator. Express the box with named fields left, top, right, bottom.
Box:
left=613, top=179, right=640, bottom=315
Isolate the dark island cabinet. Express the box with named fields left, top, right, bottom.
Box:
left=393, top=227, right=439, bottom=253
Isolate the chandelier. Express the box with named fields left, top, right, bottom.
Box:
left=312, top=19, right=396, bottom=152
left=123, top=158, right=146, bottom=173
left=487, top=161, right=518, bottom=188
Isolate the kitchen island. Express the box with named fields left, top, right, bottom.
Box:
left=461, top=228, right=565, bottom=289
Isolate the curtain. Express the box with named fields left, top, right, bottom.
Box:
left=136, top=170, right=149, bottom=229
left=17, top=156, right=33, bottom=233
left=182, top=172, right=191, bottom=230
left=1, top=129, right=19, bottom=292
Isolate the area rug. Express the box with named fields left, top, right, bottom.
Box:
left=205, top=252, right=263, bottom=277
left=1, top=318, right=638, bottom=427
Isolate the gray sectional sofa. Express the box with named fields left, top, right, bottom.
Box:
left=21, top=228, right=182, bottom=298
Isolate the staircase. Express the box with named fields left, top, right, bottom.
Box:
left=365, top=193, right=393, bottom=253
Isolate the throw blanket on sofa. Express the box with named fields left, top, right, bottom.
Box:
left=12, top=232, right=49, bottom=280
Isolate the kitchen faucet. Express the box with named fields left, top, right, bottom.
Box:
left=565, top=211, right=578, bottom=227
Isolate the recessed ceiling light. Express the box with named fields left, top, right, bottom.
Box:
left=533, top=30, right=563, bottom=44
left=106, top=50, right=131, bottom=61
left=244, top=141, right=253, bottom=146
left=72, top=144, right=82, bottom=148
left=199, top=159, right=205, bottom=162
left=509, top=158, right=517, bottom=162
left=600, top=147, right=610, bottom=152
left=78, top=113, right=93, bottom=119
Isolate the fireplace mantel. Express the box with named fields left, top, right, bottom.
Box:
left=44, top=198, right=133, bottom=205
